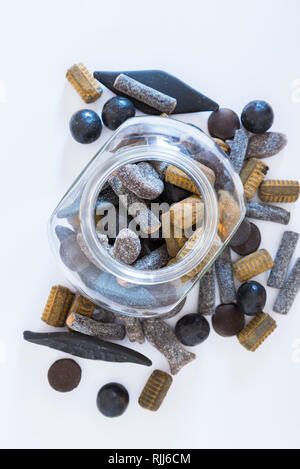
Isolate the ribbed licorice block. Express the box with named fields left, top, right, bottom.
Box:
left=69, top=293, right=97, bottom=319
left=240, top=158, right=269, bottom=200
left=138, top=370, right=173, bottom=411
left=233, top=249, right=274, bottom=282
left=258, top=180, right=300, bottom=203
left=165, top=163, right=215, bottom=194
left=66, top=63, right=103, bottom=103
left=42, top=286, right=75, bottom=327
left=238, top=313, right=277, bottom=351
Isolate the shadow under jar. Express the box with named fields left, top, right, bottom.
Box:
left=49, top=116, right=245, bottom=318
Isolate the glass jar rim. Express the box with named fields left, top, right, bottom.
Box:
left=79, top=143, right=219, bottom=286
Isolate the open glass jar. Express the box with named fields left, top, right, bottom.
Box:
left=49, top=116, right=245, bottom=318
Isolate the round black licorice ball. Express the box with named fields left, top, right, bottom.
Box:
left=237, top=281, right=266, bottom=316
left=69, top=109, right=102, bottom=144
left=241, top=100, right=274, bottom=134
left=96, top=383, right=129, bottom=418
left=208, top=108, right=240, bottom=140
left=102, top=96, right=136, bottom=130
left=230, top=222, right=261, bottom=256
left=229, top=219, right=252, bottom=248
left=175, top=314, right=210, bottom=346
left=212, top=303, right=245, bottom=337
left=48, top=359, right=82, bottom=393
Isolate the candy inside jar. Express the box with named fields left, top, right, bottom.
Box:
left=49, top=116, right=245, bottom=318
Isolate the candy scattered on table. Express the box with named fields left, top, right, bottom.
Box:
left=233, top=249, right=274, bottom=282
left=197, top=266, right=215, bottom=315
left=238, top=313, right=277, bottom=351
left=228, top=128, right=248, bottom=173
left=240, top=158, right=269, bottom=200
left=208, top=108, right=240, bottom=140
left=96, top=383, right=129, bottom=418
left=246, top=201, right=290, bottom=225
left=241, top=100, right=274, bottom=134
left=66, top=313, right=126, bottom=341
left=230, top=222, right=261, bottom=256
left=273, top=258, right=300, bottom=314
left=48, top=359, right=82, bottom=393
left=69, top=109, right=102, bottom=144
left=66, top=63, right=102, bottom=103
left=102, top=96, right=135, bottom=130
left=236, top=281, right=266, bottom=316
left=42, top=285, right=75, bottom=327
left=138, top=370, right=172, bottom=412
left=175, top=314, right=210, bottom=346
left=119, top=316, right=145, bottom=344
left=268, top=231, right=299, bottom=289
left=212, top=303, right=245, bottom=337
left=246, top=132, right=287, bottom=159
left=215, top=246, right=236, bottom=304
left=229, top=219, right=251, bottom=249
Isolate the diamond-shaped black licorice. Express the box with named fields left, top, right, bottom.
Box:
left=93, top=70, right=219, bottom=115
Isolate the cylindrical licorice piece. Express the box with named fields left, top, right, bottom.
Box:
left=215, top=246, right=236, bottom=304
left=268, top=231, right=299, bottom=288
left=165, top=163, right=215, bottom=194
left=197, top=266, right=215, bottom=315
left=42, top=286, right=75, bottom=327
left=246, top=201, right=290, bottom=225
left=119, top=316, right=145, bottom=344
left=218, top=190, right=241, bottom=241
left=133, top=245, right=169, bottom=271
left=112, top=228, right=141, bottom=265
left=161, top=211, right=187, bottom=257
left=66, top=63, right=102, bottom=103
left=273, top=258, right=300, bottom=314
left=66, top=313, right=126, bottom=341
left=108, top=175, right=161, bottom=234
left=240, top=158, right=269, bottom=200
left=237, top=313, right=277, bottom=351
left=138, top=369, right=173, bottom=411
left=114, top=73, right=177, bottom=114
left=258, top=180, right=300, bottom=203
left=143, top=319, right=196, bottom=375
left=115, top=163, right=164, bottom=200
left=233, top=249, right=274, bottom=282
left=228, top=128, right=248, bottom=174
left=170, top=195, right=204, bottom=231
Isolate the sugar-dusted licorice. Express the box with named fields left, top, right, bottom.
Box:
left=116, top=163, right=164, bottom=200
left=228, top=128, right=248, bottom=173
left=273, top=258, right=300, bottom=314
left=246, top=132, right=287, bottom=159
left=233, top=249, right=274, bottom=282
left=133, top=245, right=169, bottom=271
left=138, top=369, right=173, bottom=411
left=215, top=246, right=236, bottom=304
left=240, top=158, right=269, bottom=200
left=112, top=228, right=141, bottom=265
left=197, top=266, right=215, bottom=315
left=246, top=201, right=290, bottom=225
left=42, top=286, right=75, bottom=327
left=143, top=319, right=196, bottom=375
left=23, top=331, right=152, bottom=366
left=114, top=73, right=177, bottom=114
left=108, top=175, right=161, bottom=234
left=119, top=316, right=145, bottom=344
left=66, top=313, right=125, bottom=341
left=237, top=313, right=277, bottom=351
left=268, top=231, right=299, bottom=288
left=258, top=180, right=300, bottom=203
left=66, top=63, right=102, bottom=103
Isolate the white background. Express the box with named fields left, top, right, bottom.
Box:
left=0, top=0, right=299, bottom=450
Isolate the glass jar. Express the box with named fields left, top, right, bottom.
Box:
left=49, top=116, right=245, bottom=318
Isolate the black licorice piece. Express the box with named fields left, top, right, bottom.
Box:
left=273, top=258, right=300, bottom=314
left=228, top=128, right=248, bottom=173
left=268, top=231, right=299, bottom=289
left=97, top=383, right=129, bottom=418
left=116, top=163, right=164, bottom=200
left=212, top=303, right=245, bottom=337
left=208, top=108, right=240, bottom=140
left=23, top=331, right=152, bottom=366
left=48, top=359, right=82, bottom=393
left=229, top=219, right=252, bottom=248
left=246, top=132, right=287, bottom=159
left=175, top=314, right=210, bottom=346
left=66, top=313, right=126, bottom=341
left=93, top=70, right=219, bottom=115
left=114, top=74, right=177, bottom=114
left=246, top=201, right=290, bottom=225
left=230, top=222, right=261, bottom=256
left=198, top=266, right=215, bottom=315
left=215, top=246, right=236, bottom=304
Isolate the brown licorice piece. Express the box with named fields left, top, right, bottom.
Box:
left=143, top=319, right=196, bottom=375
left=42, top=286, right=75, bottom=327
left=218, top=190, right=241, bottom=241
left=114, top=73, right=177, bottom=114
left=268, top=231, right=299, bottom=288
left=108, top=175, right=161, bottom=234
left=66, top=313, right=126, bottom=341
left=233, top=249, right=274, bottom=282
left=161, top=211, right=187, bottom=257
left=215, top=246, right=236, bottom=304
left=138, top=369, right=173, bottom=411
left=66, top=63, right=102, bottom=103
left=246, top=132, right=287, bottom=159
left=240, top=158, right=269, bottom=200
left=69, top=293, right=97, bottom=319
left=170, top=195, right=204, bottom=231
left=273, top=258, right=300, bottom=314
left=197, top=266, right=215, bottom=315
left=165, top=163, right=215, bottom=194
left=119, top=316, right=145, bottom=344
left=258, top=180, right=300, bottom=203
left=212, top=138, right=230, bottom=154
left=237, top=313, right=277, bottom=351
